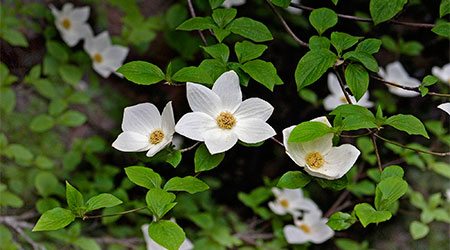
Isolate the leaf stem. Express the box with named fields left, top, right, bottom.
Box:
left=371, top=75, right=450, bottom=97
left=271, top=136, right=284, bottom=147
left=186, top=0, right=208, bottom=46
left=371, top=135, right=383, bottom=172
left=374, top=134, right=450, bottom=156
left=82, top=206, right=147, bottom=220
left=180, top=141, right=201, bottom=153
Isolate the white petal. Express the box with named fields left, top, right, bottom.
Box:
left=355, top=92, right=374, bottom=108
left=186, top=82, right=222, bottom=117
left=309, top=219, right=334, bottom=244
left=61, top=3, right=74, bottom=15
left=49, top=5, right=61, bottom=18
left=234, top=98, right=274, bottom=122
left=122, top=103, right=161, bottom=134
left=291, top=197, right=319, bottom=212
left=283, top=225, right=309, bottom=244
left=180, top=238, right=194, bottom=250
left=146, top=139, right=171, bottom=158
left=438, top=102, right=450, bottom=115
left=60, top=31, right=81, bottom=47
left=203, top=128, right=238, bottom=154
left=222, top=0, right=246, bottom=8
left=69, top=6, right=90, bottom=22
left=84, top=31, right=111, bottom=55
left=93, top=63, right=112, bottom=78
left=301, top=134, right=333, bottom=156
left=234, top=118, right=276, bottom=144
left=386, top=61, right=409, bottom=80
left=283, top=126, right=307, bottom=167
left=112, top=132, right=150, bottom=152
left=327, top=73, right=342, bottom=95
left=103, top=45, right=129, bottom=69
left=175, top=112, right=217, bottom=141
left=310, top=116, right=332, bottom=127
left=212, top=71, right=242, bottom=112
left=388, top=85, right=420, bottom=97
left=161, top=101, right=176, bottom=136
left=305, top=144, right=360, bottom=180
left=268, top=201, right=287, bottom=215
left=323, top=95, right=344, bottom=111
left=378, top=67, right=386, bottom=78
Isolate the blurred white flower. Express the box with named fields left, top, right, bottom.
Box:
left=323, top=73, right=374, bottom=111
left=175, top=71, right=276, bottom=154
left=283, top=209, right=334, bottom=244
left=446, top=189, right=450, bottom=201
left=438, top=102, right=450, bottom=115
left=222, top=0, right=246, bottom=8
left=112, top=102, right=175, bottom=157
left=142, top=222, right=193, bottom=250
left=378, top=61, right=421, bottom=97
left=283, top=116, right=360, bottom=180
left=49, top=3, right=92, bottom=47
left=432, top=63, right=450, bottom=84
left=268, top=187, right=318, bottom=216
left=287, top=0, right=303, bottom=15
left=83, top=31, right=129, bottom=78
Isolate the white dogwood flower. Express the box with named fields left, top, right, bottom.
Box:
left=142, top=222, right=193, bottom=250
left=378, top=61, right=421, bottom=97
left=283, top=209, right=334, bottom=244
left=83, top=31, right=129, bottom=78
left=438, top=103, right=450, bottom=115
left=49, top=3, right=92, bottom=47
left=268, top=187, right=318, bottom=216
left=283, top=116, right=360, bottom=180
left=175, top=71, right=276, bottom=154
left=112, top=102, right=175, bottom=157
left=324, top=73, right=374, bottom=111
left=222, top=0, right=246, bottom=8
left=432, top=63, right=450, bottom=84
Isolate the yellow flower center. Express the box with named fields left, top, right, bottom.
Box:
left=280, top=199, right=289, bottom=208
left=216, top=112, right=236, bottom=129
left=61, top=18, right=71, bottom=29
left=299, top=224, right=311, bottom=234
left=305, top=152, right=325, bottom=169
left=149, top=130, right=164, bottom=144
left=340, top=96, right=348, bottom=103
left=93, top=53, right=103, bottom=63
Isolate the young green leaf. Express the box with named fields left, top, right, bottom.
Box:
left=354, top=203, right=392, bottom=227
left=117, top=61, right=165, bottom=85
left=66, top=181, right=83, bottom=211
left=59, top=65, right=82, bottom=86
left=148, top=220, right=185, bottom=250
left=431, top=22, right=450, bottom=38
left=374, top=176, right=408, bottom=211
left=172, top=66, right=214, bottom=85
left=201, top=43, right=230, bottom=63
left=176, top=17, right=217, bottom=31
left=356, top=38, right=382, bottom=54
left=295, top=49, right=337, bottom=90
left=409, top=221, right=430, bottom=240
left=33, top=208, right=76, bottom=231
left=384, top=114, right=429, bottom=138
left=369, top=0, right=408, bottom=25
left=85, top=194, right=123, bottom=212
left=228, top=17, right=273, bottom=42
left=315, top=176, right=348, bottom=190
left=344, top=63, right=369, bottom=101
left=0, top=87, right=15, bottom=113
left=163, top=176, right=209, bottom=194
left=327, top=212, right=357, bottom=231
left=440, top=0, right=450, bottom=17
left=343, top=51, right=379, bottom=72
left=309, top=8, right=338, bottom=35
left=212, top=8, right=237, bottom=28
left=212, top=28, right=231, bottom=42
left=125, top=166, right=162, bottom=189
left=330, top=32, right=362, bottom=55
left=288, top=121, right=334, bottom=143
left=30, top=114, right=55, bottom=132
left=277, top=171, right=312, bottom=189
left=234, top=41, right=268, bottom=63
left=309, top=36, right=331, bottom=50
left=146, top=188, right=176, bottom=219
left=380, top=165, right=404, bottom=180
left=240, top=59, right=283, bottom=91
left=57, top=110, right=87, bottom=127
left=194, top=143, right=225, bottom=172
left=2, top=29, right=29, bottom=47
left=271, top=0, right=291, bottom=7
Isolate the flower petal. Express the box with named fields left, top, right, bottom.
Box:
left=327, top=73, right=342, bottom=95
left=61, top=3, right=74, bottom=15
left=161, top=101, right=176, bottom=136
left=146, top=139, right=172, bottom=158
left=388, top=84, right=420, bottom=97
left=323, top=95, right=344, bottom=111
left=438, top=102, right=450, bottom=115
left=112, top=132, right=150, bottom=152
left=203, top=128, right=238, bottom=154
left=122, top=103, right=161, bottom=134
left=212, top=70, right=242, bottom=112
left=69, top=6, right=90, bottom=22
left=103, top=45, right=129, bottom=69
left=234, top=118, right=276, bottom=144
left=234, top=98, right=274, bottom=122
left=386, top=61, right=409, bottom=80
left=93, top=63, right=112, bottom=78
left=49, top=5, right=61, bottom=18
left=305, top=144, right=360, bottom=180
left=84, top=31, right=111, bottom=55
left=309, top=219, right=334, bottom=244
left=268, top=201, right=287, bottom=215
left=175, top=112, right=217, bottom=141
left=186, top=82, right=222, bottom=118
left=283, top=225, right=309, bottom=244
left=355, top=92, right=374, bottom=108
left=283, top=126, right=307, bottom=166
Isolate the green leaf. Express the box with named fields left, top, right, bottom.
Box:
left=85, top=194, right=123, bottom=212
left=369, top=0, right=408, bottom=25
left=66, top=181, right=83, bottom=211
left=422, top=75, right=438, bottom=86
left=201, top=43, right=230, bottom=63
left=30, top=114, right=55, bottom=132
left=235, top=41, right=268, bottom=63
left=163, top=176, right=209, bottom=194
left=57, top=110, right=87, bottom=127
left=309, top=36, right=331, bottom=50
left=125, top=166, right=162, bottom=189
left=240, top=59, right=283, bottom=91
left=59, top=65, right=82, bottom=86
left=172, top=66, right=214, bottom=85
left=228, top=17, right=273, bottom=42
left=432, top=22, right=450, bottom=38
left=384, top=114, right=429, bottom=138
left=212, top=28, right=231, bottom=42
left=330, top=32, right=362, bottom=55
left=117, top=61, right=165, bottom=85
left=209, top=0, right=225, bottom=9
left=271, top=0, right=291, bottom=7
left=0, top=87, right=15, bottom=113
left=309, top=8, right=338, bottom=35
left=288, top=121, right=333, bottom=143
left=343, top=51, right=379, bottom=72
left=49, top=99, right=68, bottom=116
left=277, top=171, right=312, bottom=189
left=380, top=165, right=404, bottom=180
left=177, top=17, right=217, bottom=31
left=0, top=191, right=24, bottom=208
left=399, top=41, right=423, bottom=56
left=347, top=180, right=376, bottom=197
left=212, top=8, right=237, bottom=28
left=330, top=104, right=378, bottom=130
left=46, top=41, right=68, bottom=62
left=33, top=79, right=57, bottom=99
left=33, top=208, right=75, bottom=231
left=345, top=63, right=369, bottom=101
left=409, top=221, right=429, bottom=240
left=5, top=144, right=33, bottom=162
left=194, top=143, right=225, bottom=172
left=35, top=172, right=58, bottom=197
left=2, top=29, right=28, bottom=47
left=316, top=176, right=348, bottom=190
left=327, top=212, right=357, bottom=231
left=354, top=203, right=392, bottom=227
left=165, top=149, right=182, bottom=168
left=375, top=176, right=408, bottom=211
left=356, top=38, right=382, bottom=54
left=431, top=162, right=450, bottom=178
left=295, top=49, right=337, bottom=90
left=146, top=188, right=176, bottom=219
left=440, top=0, right=450, bottom=17
left=73, top=237, right=101, bottom=250
left=148, top=220, right=185, bottom=250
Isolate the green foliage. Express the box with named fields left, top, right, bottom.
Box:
left=148, top=220, right=186, bottom=250
left=409, top=221, right=430, bottom=239
left=146, top=188, right=177, bottom=219
left=354, top=203, right=392, bottom=227
left=345, top=63, right=369, bottom=101
left=295, top=49, right=337, bottom=90
left=343, top=51, right=379, bottom=72
left=228, top=17, right=273, bottom=42
left=125, top=166, right=162, bottom=189
left=330, top=104, right=378, bottom=131
left=309, top=8, right=338, bottom=35
left=172, top=66, right=214, bottom=85
left=441, top=0, right=450, bottom=17
left=384, top=114, right=429, bottom=138
left=431, top=22, right=450, bottom=38
left=66, top=181, right=84, bottom=212
left=117, top=61, right=165, bottom=85
left=309, top=36, right=331, bottom=50
left=288, top=121, right=334, bottom=143
left=212, top=8, right=237, bottom=28
left=201, top=43, right=230, bottom=63
left=369, top=0, right=408, bottom=25
left=327, top=212, right=357, bottom=230
left=277, top=171, right=312, bottom=189
left=194, top=143, right=225, bottom=172
left=331, top=32, right=362, bottom=55
left=33, top=208, right=75, bottom=231
left=85, top=194, right=123, bottom=212
left=164, top=176, right=210, bottom=194
left=235, top=41, right=268, bottom=63
left=316, top=176, right=349, bottom=190
left=30, top=114, right=55, bottom=132
left=240, top=59, right=283, bottom=91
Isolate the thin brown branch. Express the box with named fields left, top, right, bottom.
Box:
left=271, top=136, right=284, bottom=147
left=371, top=75, right=450, bottom=97
left=374, top=134, right=450, bottom=156
left=289, top=3, right=436, bottom=28
left=265, top=0, right=309, bottom=47
left=186, top=0, right=208, bottom=46
left=83, top=206, right=147, bottom=220
left=0, top=216, right=46, bottom=250
left=180, top=141, right=200, bottom=153
left=371, top=135, right=383, bottom=172
left=324, top=190, right=350, bottom=218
